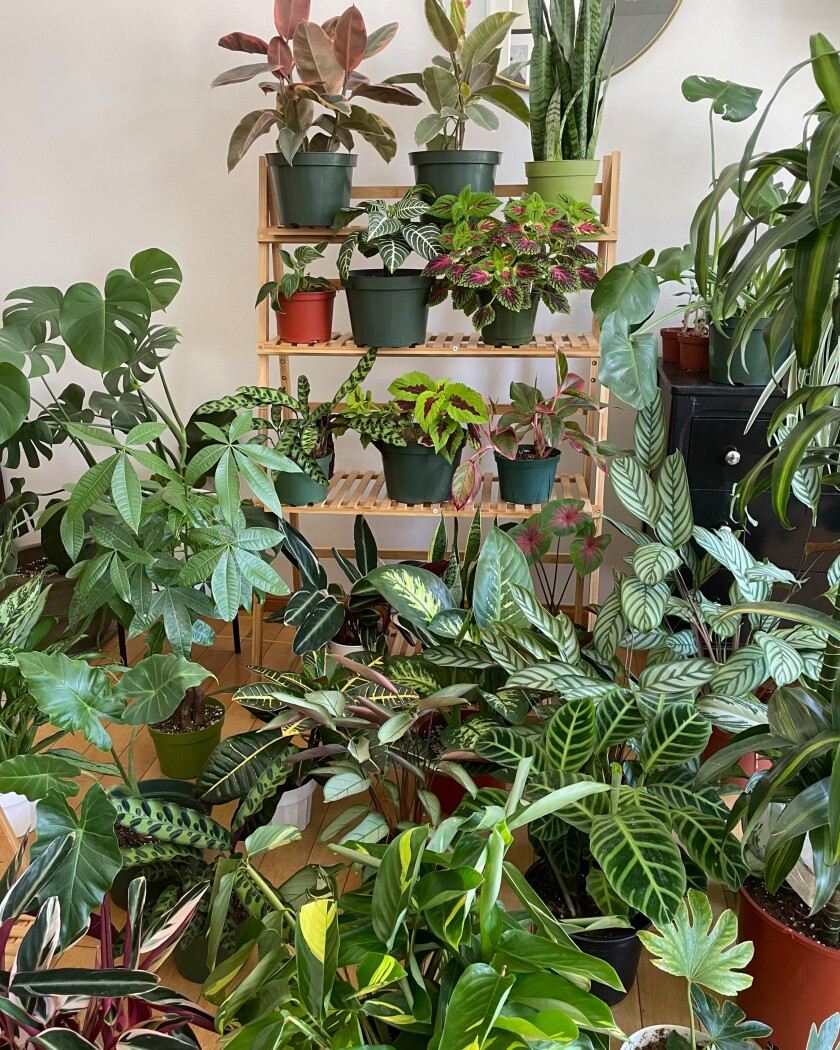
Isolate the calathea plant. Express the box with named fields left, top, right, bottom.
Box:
left=215, top=1, right=420, bottom=169
left=334, top=187, right=443, bottom=277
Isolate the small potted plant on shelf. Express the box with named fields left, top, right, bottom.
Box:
left=527, top=0, right=615, bottom=202
left=341, top=370, right=488, bottom=504
left=427, top=189, right=602, bottom=347
left=389, top=0, right=529, bottom=198
left=452, top=357, right=614, bottom=508
left=257, top=241, right=336, bottom=344
left=214, top=2, right=421, bottom=228
left=334, top=187, right=443, bottom=347
left=197, top=348, right=377, bottom=507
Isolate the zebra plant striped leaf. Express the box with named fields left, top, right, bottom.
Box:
left=638, top=657, right=716, bottom=697
left=590, top=808, right=686, bottom=928
left=475, top=727, right=541, bottom=771
left=509, top=584, right=580, bottom=663
left=632, top=543, right=682, bottom=586
left=655, top=452, right=694, bottom=548
left=595, top=689, right=645, bottom=750
left=544, top=698, right=596, bottom=772
left=592, top=586, right=626, bottom=660
left=638, top=702, right=712, bottom=770
left=671, top=810, right=749, bottom=890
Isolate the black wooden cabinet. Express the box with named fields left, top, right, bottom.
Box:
left=659, top=362, right=840, bottom=608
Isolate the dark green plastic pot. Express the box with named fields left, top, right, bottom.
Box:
left=174, top=931, right=235, bottom=985
left=709, top=317, right=788, bottom=386
left=148, top=700, right=225, bottom=780
left=111, top=778, right=207, bottom=909
left=345, top=270, right=433, bottom=348
left=379, top=441, right=463, bottom=504
left=495, top=446, right=559, bottom=505
left=274, top=453, right=332, bottom=507
left=266, top=152, right=357, bottom=228
left=481, top=297, right=539, bottom=348
left=409, top=150, right=501, bottom=198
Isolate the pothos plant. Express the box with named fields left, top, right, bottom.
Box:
left=426, top=189, right=602, bottom=328
left=215, top=1, right=420, bottom=169
left=196, top=347, right=377, bottom=485
left=256, top=242, right=333, bottom=311
left=334, top=187, right=442, bottom=278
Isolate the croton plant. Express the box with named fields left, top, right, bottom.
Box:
left=426, top=189, right=603, bottom=327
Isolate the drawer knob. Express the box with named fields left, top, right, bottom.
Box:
left=725, top=449, right=741, bottom=466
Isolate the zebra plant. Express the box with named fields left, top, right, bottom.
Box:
left=333, top=187, right=442, bottom=278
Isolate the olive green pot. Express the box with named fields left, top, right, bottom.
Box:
left=148, top=700, right=225, bottom=780
left=345, top=270, right=433, bottom=348
left=274, top=452, right=333, bottom=507
left=266, top=152, right=357, bottom=228
left=379, top=441, right=462, bottom=504
left=495, top=446, right=560, bottom=505
left=708, top=317, right=788, bottom=386
left=481, top=297, right=539, bottom=348
left=409, top=150, right=501, bottom=199
left=525, top=159, right=599, bottom=204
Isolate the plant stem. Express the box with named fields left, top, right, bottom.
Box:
left=609, top=762, right=622, bottom=815
left=688, top=982, right=697, bottom=1050
left=110, top=746, right=131, bottom=788
left=34, top=388, right=97, bottom=469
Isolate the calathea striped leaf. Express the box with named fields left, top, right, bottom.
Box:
left=111, top=795, right=231, bottom=851
left=638, top=702, right=712, bottom=770
left=475, top=727, right=542, bottom=771
left=632, top=543, right=682, bottom=586
left=638, top=657, right=716, bottom=697
left=367, top=564, right=455, bottom=626
left=671, top=810, right=748, bottom=890
left=755, top=631, right=805, bottom=687
left=544, top=698, right=596, bottom=771
left=656, top=453, right=693, bottom=548
left=595, top=689, right=645, bottom=750
left=620, top=577, right=669, bottom=633
left=509, top=583, right=580, bottom=663
left=633, top=389, right=666, bottom=472
left=609, top=456, right=662, bottom=526
left=590, top=808, right=686, bottom=928
left=592, top=585, right=625, bottom=660
left=472, top=527, right=531, bottom=630
left=708, top=645, right=768, bottom=696
left=696, top=693, right=770, bottom=735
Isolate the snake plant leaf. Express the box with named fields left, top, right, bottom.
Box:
left=372, top=825, right=428, bottom=949
left=639, top=702, right=712, bottom=769
left=296, top=898, right=339, bottom=1021
left=0, top=755, right=80, bottom=801
left=544, top=699, right=596, bottom=772
left=590, top=809, right=685, bottom=928
left=638, top=889, right=754, bottom=994
left=111, top=794, right=232, bottom=851
left=681, top=76, right=762, bottom=121
left=368, top=564, right=455, bottom=627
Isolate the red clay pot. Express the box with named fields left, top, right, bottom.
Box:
left=660, top=326, right=682, bottom=364
left=703, top=726, right=770, bottom=788
left=736, top=884, right=840, bottom=1049
left=276, top=289, right=336, bottom=344
left=427, top=771, right=504, bottom=816
left=678, top=331, right=710, bottom=371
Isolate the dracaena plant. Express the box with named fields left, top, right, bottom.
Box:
left=206, top=764, right=627, bottom=1049
left=388, top=0, right=529, bottom=149
left=0, top=838, right=214, bottom=1048
left=425, top=190, right=602, bottom=328
left=255, top=241, right=334, bottom=311
left=196, top=347, right=377, bottom=485
left=341, top=370, right=488, bottom=463
left=333, top=188, right=442, bottom=277
left=452, top=354, right=617, bottom=509
left=215, top=1, right=420, bottom=169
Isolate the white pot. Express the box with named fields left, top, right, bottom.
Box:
left=0, top=791, right=36, bottom=837
left=328, top=640, right=362, bottom=658
left=269, top=779, right=317, bottom=831
left=621, top=1026, right=707, bottom=1050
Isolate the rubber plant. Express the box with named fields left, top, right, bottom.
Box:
left=333, top=187, right=443, bottom=277
left=205, top=759, right=628, bottom=1049
left=215, top=1, right=420, bottom=169
left=389, top=0, right=529, bottom=149
left=0, top=837, right=214, bottom=1047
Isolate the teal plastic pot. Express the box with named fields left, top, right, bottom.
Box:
left=409, top=150, right=501, bottom=199
left=709, top=317, right=788, bottom=386
left=148, top=700, right=225, bottom=780
left=495, top=446, right=559, bottom=505
left=481, top=297, right=539, bottom=348
left=525, top=159, right=599, bottom=204
left=379, top=441, right=463, bottom=504
left=275, top=452, right=333, bottom=507
left=345, top=270, right=433, bottom=348
left=266, top=152, right=357, bottom=228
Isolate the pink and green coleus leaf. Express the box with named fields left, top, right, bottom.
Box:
left=540, top=498, right=589, bottom=535
left=473, top=303, right=495, bottom=328
left=570, top=529, right=612, bottom=576
left=451, top=457, right=482, bottom=510
left=463, top=266, right=494, bottom=287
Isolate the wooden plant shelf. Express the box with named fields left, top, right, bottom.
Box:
left=259, top=225, right=617, bottom=245
left=290, top=468, right=595, bottom=521
left=258, top=331, right=601, bottom=359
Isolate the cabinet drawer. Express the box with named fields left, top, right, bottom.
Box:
left=685, top=417, right=774, bottom=489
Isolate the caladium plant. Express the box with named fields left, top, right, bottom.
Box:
left=425, top=188, right=602, bottom=327
left=214, top=1, right=421, bottom=169
left=333, top=187, right=443, bottom=278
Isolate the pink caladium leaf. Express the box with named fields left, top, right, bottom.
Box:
left=510, top=517, right=552, bottom=563
left=452, top=458, right=482, bottom=509
left=570, top=529, right=612, bottom=576
left=541, top=498, right=589, bottom=535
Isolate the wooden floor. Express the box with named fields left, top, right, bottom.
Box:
left=62, top=614, right=733, bottom=1046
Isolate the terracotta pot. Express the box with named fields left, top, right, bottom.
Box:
left=737, top=884, right=840, bottom=1049
left=678, top=331, right=710, bottom=371
left=275, top=289, right=336, bottom=344
left=703, top=726, right=770, bottom=789
left=660, top=326, right=682, bottom=364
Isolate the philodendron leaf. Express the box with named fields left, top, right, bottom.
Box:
left=638, top=888, right=754, bottom=995
left=31, top=785, right=122, bottom=947
left=118, top=654, right=212, bottom=726
left=296, top=898, right=339, bottom=1021
left=0, top=755, right=80, bottom=801
left=438, top=963, right=515, bottom=1050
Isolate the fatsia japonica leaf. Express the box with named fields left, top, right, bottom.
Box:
left=690, top=986, right=773, bottom=1050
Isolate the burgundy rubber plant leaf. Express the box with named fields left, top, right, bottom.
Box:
left=268, top=36, right=295, bottom=78
left=218, top=33, right=270, bottom=54
left=332, top=5, right=367, bottom=74
left=275, top=0, right=311, bottom=39
left=570, top=529, right=613, bottom=576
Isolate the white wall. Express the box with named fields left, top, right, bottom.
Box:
left=1, top=0, right=839, bottom=569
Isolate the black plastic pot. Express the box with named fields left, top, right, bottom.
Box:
left=570, top=915, right=651, bottom=1006
left=495, top=447, right=559, bottom=504
left=345, top=269, right=433, bottom=348
left=409, top=150, right=501, bottom=199
left=379, top=441, right=462, bottom=504
left=111, top=779, right=208, bottom=910
left=266, top=152, right=357, bottom=228
left=274, top=452, right=333, bottom=507
left=481, top=297, right=539, bottom=348
left=708, top=316, right=788, bottom=386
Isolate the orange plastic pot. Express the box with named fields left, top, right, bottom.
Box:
left=737, top=884, right=840, bottom=1049
left=276, top=289, right=336, bottom=345
left=660, top=326, right=682, bottom=364
left=678, top=331, right=710, bottom=371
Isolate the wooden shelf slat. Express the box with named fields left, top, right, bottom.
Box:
left=287, top=469, right=594, bottom=520
left=257, top=332, right=600, bottom=359
left=258, top=225, right=617, bottom=244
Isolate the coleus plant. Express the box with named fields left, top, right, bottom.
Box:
left=333, top=187, right=443, bottom=277
left=341, top=370, right=488, bottom=463
left=425, top=189, right=602, bottom=328
left=256, top=241, right=333, bottom=311
left=215, top=1, right=421, bottom=169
